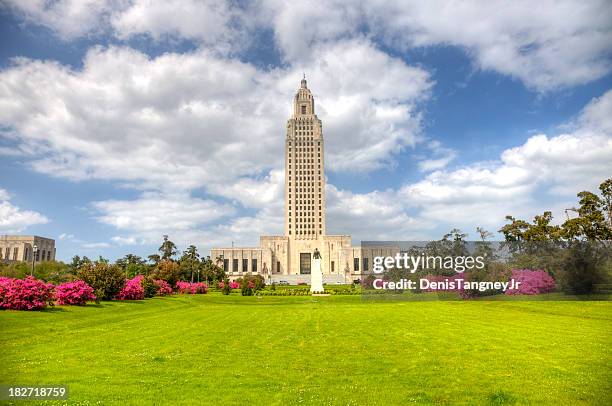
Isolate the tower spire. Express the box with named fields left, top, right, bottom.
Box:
left=301, top=74, right=307, bottom=89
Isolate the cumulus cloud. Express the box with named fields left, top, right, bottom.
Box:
left=416, top=140, right=457, bottom=172
left=4, top=1, right=610, bottom=91
left=93, top=192, right=234, bottom=237
left=262, top=0, right=612, bottom=92
left=399, top=90, right=612, bottom=229
left=0, top=41, right=430, bottom=189
left=0, top=188, right=49, bottom=233
left=2, top=0, right=117, bottom=39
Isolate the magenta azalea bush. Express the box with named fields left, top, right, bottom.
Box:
left=0, top=276, right=55, bottom=310
left=176, top=281, right=208, bottom=294
left=56, top=280, right=96, bottom=305
left=116, top=275, right=145, bottom=300
left=229, top=281, right=240, bottom=289
left=154, top=279, right=173, bottom=296
left=506, top=269, right=555, bottom=295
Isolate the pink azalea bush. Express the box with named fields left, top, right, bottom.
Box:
left=116, top=275, right=145, bottom=300
left=505, top=269, right=555, bottom=295
left=217, top=281, right=225, bottom=289
left=154, top=279, right=173, bottom=296
left=247, top=281, right=255, bottom=289
left=229, top=281, right=240, bottom=289
left=176, top=281, right=208, bottom=294
left=0, top=276, right=55, bottom=310
left=56, top=280, right=96, bottom=305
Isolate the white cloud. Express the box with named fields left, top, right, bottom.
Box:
left=110, top=235, right=141, bottom=245
left=0, top=41, right=430, bottom=191
left=2, top=0, right=117, bottom=39
left=6, top=1, right=609, bottom=90
left=93, top=192, right=234, bottom=238
left=417, top=140, right=457, bottom=172
left=263, top=0, right=612, bottom=92
left=82, top=242, right=111, bottom=249
left=110, top=0, right=241, bottom=51
left=399, top=90, right=612, bottom=229
left=0, top=188, right=49, bottom=233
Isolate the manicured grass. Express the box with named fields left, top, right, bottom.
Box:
left=0, top=294, right=610, bottom=405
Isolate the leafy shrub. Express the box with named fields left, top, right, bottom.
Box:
left=222, top=278, right=231, bottom=295
left=150, top=260, right=182, bottom=287
left=56, top=280, right=96, bottom=305
left=0, top=276, right=55, bottom=310
left=557, top=242, right=610, bottom=294
left=154, top=279, right=173, bottom=296
left=236, top=275, right=265, bottom=291
left=141, top=276, right=158, bottom=298
left=176, top=281, right=208, bottom=294
left=77, top=262, right=126, bottom=301
left=116, top=275, right=145, bottom=300
left=241, top=280, right=255, bottom=296
left=505, top=269, right=555, bottom=295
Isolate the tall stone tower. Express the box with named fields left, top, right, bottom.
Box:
left=285, top=76, right=326, bottom=239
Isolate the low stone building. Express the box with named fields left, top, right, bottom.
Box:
left=0, top=235, right=56, bottom=263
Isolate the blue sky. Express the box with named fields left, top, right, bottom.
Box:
left=0, top=1, right=611, bottom=262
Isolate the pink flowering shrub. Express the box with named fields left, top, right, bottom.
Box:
left=229, top=281, right=240, bottom=289
left=247, top=281, right=255, bottom=289
left=154, top=279, right=173, bottom=296
left=505, top=269, right=555, bottom=295
left=0, top=276, right=55, bottom=310
left=217, top=281, right=225, bottom=289
left=116, top=275, right=145, bottom=300
left=56, top=280, right=96, bottom=305
left=176, top=281, right=208, bottom=294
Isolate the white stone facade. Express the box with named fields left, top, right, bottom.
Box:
left=0, top=235, right=56, bottom=263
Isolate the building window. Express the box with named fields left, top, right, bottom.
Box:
left=232, top=258, right=239, bottom=273
left=242, top=258, right=248, bottom=273
left=5, top=247, right=9, bottom=260
left=252, top=259, right=258, bottom=273
left=277, top=261, right=281, bottom=273
left=331, top=261, right=335, bottom=273
left=223, top=258, right=229, bottom=270
left=363, top=258, right=369, bottom=272
left=301, top=105, right=306, bottom=114
left=13, top=247, right=18, bottom=261
left=354, top=258, right=360, bottom=272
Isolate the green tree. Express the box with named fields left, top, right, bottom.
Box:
left=158, top=235, right=177, bottom=260
left=150, top=259, right=182, bottom=287
left=147, top=254, right=161, bottom=266
left=77, top=262, right=126, bottom=301
left=179, top=245, right=200, bottom=282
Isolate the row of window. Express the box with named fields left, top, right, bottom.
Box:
left=222, top=258, right=258, bottom=273
left=0, top=247, right=51, bottom=261
left=287, top=140, right=320, bottom=145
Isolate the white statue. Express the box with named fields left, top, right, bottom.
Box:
left=310, top=249, right=324, bottom=293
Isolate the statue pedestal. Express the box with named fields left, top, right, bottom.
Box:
left=310, top=258, right=324, bottom=293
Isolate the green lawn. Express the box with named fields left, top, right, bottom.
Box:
left=0, top=294, right=610, bottom=405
